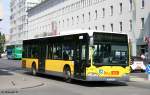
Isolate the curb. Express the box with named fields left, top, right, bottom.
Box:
left=0, top=69, right=45, bottom=90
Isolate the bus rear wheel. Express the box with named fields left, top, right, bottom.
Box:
left=32, top=64, right=37, bottom=76
left=64, top=67, right=71, bottom=82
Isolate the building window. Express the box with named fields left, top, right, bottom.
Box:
left=63, top=20, right=65, bottom=27
left=84, top=0, right=87, bottom=7
left=110, top=6, right=113, bottom=16
left=83, top=0, right=85, bottom=7
left=120, top=3, right=122, bottom=14
left=82, top=14, right=85, bottom=23
left=87, top=0, right=89, bottom=6
left=141, top=18, right=144, bottom=29
left=72, top=17, right=74, bottom=25
left=77, top=16, right=79, bottom=24
left=88, top=12, right=91, bottom=21
left=78, top=1, right=81, bottom=8
left=81, top=0, right=84, bottom=8
left=120, top=22, right=122, bottom=32
left=95, top=26, right=98, bottom=30
left=95, top=10, right=98, bottom=20
left=130, top=20, right=132, bottom=31
left=88, top=27, right=91, bottom=30
left=102, top=8, right=105, bottom=18
left=89, top=0, right=91, bottom=6
left=102, top=25, right=105, bottom=31
left=67, top=18, right=69, bottom=26
left=129, top=0, right=132, bottom=11
left=111, top=23, right=113, bottom=32
left=59, top=21, right=61, bottom=25
left=141, top=0, right=144, bottom=8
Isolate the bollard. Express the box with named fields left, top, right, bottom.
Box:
left=146, top=65, right=150, bottom=81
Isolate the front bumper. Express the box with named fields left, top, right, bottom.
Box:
left=86, top=75, right=129, bottom=82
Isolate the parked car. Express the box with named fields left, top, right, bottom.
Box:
left=130, top=56, right=146, bottom=72
left=1, top=53, right=7, bottom=58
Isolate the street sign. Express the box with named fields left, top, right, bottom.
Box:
left=146, top=65, right=150, bottom=74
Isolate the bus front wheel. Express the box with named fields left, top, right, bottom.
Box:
left=63, top=66, right=71, bottom=82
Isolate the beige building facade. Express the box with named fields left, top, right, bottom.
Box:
left=9, top=0, right=44, bottom=45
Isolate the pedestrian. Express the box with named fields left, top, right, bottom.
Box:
left=141, top=54, right=146, bottom=60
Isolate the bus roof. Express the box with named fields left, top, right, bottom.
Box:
left=60, top=29, right=127, bottom=36
left=24, top=29, right=127, bottom=41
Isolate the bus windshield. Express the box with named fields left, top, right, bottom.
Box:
left=93, top=32, right=128, bottom=66
left=93, top=44, right=128, bottom=66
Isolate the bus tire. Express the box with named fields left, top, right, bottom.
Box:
left=63, top=66, right=71, bottom=83
left=32, top=63, right=37, bottom=76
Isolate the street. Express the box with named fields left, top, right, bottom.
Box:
left=0, top=59, right=150, bottom=95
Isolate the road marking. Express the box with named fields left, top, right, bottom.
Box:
left=11, top=81, right=16, bottom=86
left=0, top=69, right=15, bottom=74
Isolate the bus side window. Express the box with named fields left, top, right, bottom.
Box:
left=102, top=44, right=111, bottom=63
left=93, top=44, right=103, bottom=63
left=82, top=45, right=86, bottom=60
left=28, top=47, right=32, bottom=58
left=63, top=51, right=69, bottom=60
left=47, top=45, right=52, bottom=59
left=53, top=45, right=62, bottom=60
left=63, top=45, right=74, bottom=60
left=23, top=46, right=28, bottom=58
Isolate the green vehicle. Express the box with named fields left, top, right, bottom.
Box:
left=6, top=45, right=22, bottom=59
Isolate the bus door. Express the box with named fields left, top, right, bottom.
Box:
left=74, top=44, right=87, bottom=79
left=38, top=45, right=47, bottom=72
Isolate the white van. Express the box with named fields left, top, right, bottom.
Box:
left=130, top=56, right=146, bottom=72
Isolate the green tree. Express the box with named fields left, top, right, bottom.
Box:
left=0, top=32, right=5, bottom=53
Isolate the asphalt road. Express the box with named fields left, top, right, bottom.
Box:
left=0, top=59, right=150, bottom=95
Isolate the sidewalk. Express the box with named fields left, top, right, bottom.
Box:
left=0, top=68, right=149, bottom=90
left=129, top=75, right=150, bottom=89
left=130, top=75, right=150, bottom=83
left=0, top=69, right=44, bottom=90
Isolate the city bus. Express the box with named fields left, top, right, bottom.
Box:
left=22, top=30, right=130, bottom=82
left=6, top=45, right=22, bottom=59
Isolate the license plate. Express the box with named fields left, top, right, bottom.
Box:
left=106, top=78, right=116, bottom=81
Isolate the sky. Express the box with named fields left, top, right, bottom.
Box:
left=0, top=0, right=2, bottom=18
left=0, top=0, right=10, bottom=34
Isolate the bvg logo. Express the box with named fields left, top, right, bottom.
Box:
left=99, top=70, right=104, bottom=74
left=99, top=69, right=119, bottom=75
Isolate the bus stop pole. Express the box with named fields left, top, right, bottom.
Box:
left=146, top=64, right=150, bottom=81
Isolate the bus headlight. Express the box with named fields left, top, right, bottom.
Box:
left=87, top=73, right=99, bottom=77
left=87, top=73, right=99, bottom=80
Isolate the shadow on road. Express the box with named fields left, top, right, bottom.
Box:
left=24, top=72, right=128, bottom=87
left=71, top=81, right=128, bottom=87
left=0, top=69, right=14, bottom=76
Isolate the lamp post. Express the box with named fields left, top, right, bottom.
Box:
left=131, top=0, right=137, bottom=56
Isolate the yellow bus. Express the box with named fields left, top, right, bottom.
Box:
left=22, top=30, right=130, bottom=82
